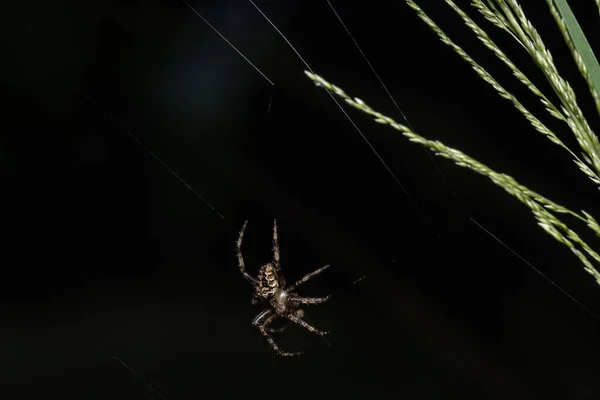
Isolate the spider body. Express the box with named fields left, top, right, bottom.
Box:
left=236, top=219, right=331, bottom=356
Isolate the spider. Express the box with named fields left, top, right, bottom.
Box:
left=236, top=219, right=331, bottom=356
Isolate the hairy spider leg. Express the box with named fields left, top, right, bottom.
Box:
left=286, top=314, right=329, bottom=336
left=253, top=309, right=303, bottom=356
left=272, top=218, right=280, bottom=271
left=237, top=220, right=258, bottom=284
left=288, top=264, right=330, bottom=291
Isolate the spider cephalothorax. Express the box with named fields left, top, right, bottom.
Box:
left=236, top=219, right=331, bottom=356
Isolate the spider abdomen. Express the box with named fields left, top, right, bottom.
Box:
left=257, top=263, right=279, bottom=298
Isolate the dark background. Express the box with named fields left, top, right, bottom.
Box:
left=4, top=0, right=600, bottom=398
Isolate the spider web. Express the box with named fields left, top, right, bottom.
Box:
left=89, top=1, right=600, bottom=399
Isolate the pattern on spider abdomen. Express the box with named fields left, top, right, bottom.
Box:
left=257, top=264, right=279, bottom=298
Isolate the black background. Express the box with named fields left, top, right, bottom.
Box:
left=5, top=0, right=600, bottom=398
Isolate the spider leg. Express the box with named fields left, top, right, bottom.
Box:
left=237, top=220, right=258, bottom=284
left=272, top=218, right=280, bottom=271
left=254, top=310, right=303, bottom=356
left=288, top=264, right=330, bottom=291
left=286, top=314, right=329, bottom=336
left=292, top=295, right=332, bottom=305
left=252, top=308, right=273, bottom=326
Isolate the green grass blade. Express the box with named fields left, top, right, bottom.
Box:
left=551, top=0, right=600, bottom=115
